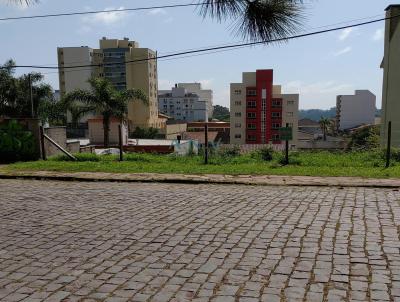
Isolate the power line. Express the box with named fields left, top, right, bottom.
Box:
left=0, top=2, right=206, bottom=22
left=21, top=12, right=387, bottom=70
left=2, top=13, right=395, bottom=71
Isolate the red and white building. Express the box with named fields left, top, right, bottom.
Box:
left=230, top=69, right=299, bottom=147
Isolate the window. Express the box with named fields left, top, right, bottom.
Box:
left=234, top=101, right=242, bottom=106
left=247, top=123, right=256, bottom=130
left=235, top=134, right=242, bottom=139
left=272, top=100, right=282, bottom=108
left=272, top=123, right=281, bottom=129
left=287, top=100, right=295, bottom=105
left=272, top=134, right=280, bottom=141
left=235, top=112, right=242, bottom=117
left=287, top=112, right=294, bottom=117
left=235, top=123, right=241, bottom=128
left=247, top=135, right=257, bottom=141
left=234, top=90, right=242, bottom=95
left=272, top=112, right=281, bottom=118
left=247, top=89, right=257, bottom=96
left=247, top=100, right=256, bottom=108
left=247, top=112, right=256, bottom=119
left=288, top=123, right=294, bottom=128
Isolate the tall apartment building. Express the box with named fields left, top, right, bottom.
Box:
left=158, top=85, right=207, bottom=122
left=336, top=90, right=376, bottom=131
left=58, top=37, right=164, bottom=129
left=381, top=5, right=400, bottom=147
left=230, top=69, right=299, bottom=146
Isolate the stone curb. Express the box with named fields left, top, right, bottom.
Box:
left=1, top=171, right=400, bottom=188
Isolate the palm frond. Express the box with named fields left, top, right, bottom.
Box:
left=8, top=0, right=38, bottom=5
left=198, top=0, right=246, bottom=20
left=120, top=89, right=149, bottom=104
left=63, top=90, right=96, bottom=106
left=237, top=0, right=304, bottom=41
left=200, top=0, right=305, bottom=42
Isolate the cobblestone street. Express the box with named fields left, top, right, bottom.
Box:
left=1, top=179, right=400, bottom=302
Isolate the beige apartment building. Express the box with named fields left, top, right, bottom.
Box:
left=381, top=5, right=400, bottom=147
left=58, top=37, right=165, bottom=130
left=230, top=70, right=299, bottom=147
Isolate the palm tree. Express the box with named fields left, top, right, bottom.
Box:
left=319, top=117, right=331, bottom=141
left=199, top=0, right=305, bottom=42
left=8, top=0, right=38, bottom=5
left=63, top=78, right=147, bottom=147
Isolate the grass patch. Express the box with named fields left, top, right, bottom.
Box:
left=3, top=150, right=400, bottom=178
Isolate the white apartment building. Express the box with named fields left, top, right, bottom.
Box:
left=177, top=83, right=213, bottom=118
left=158, top=85, right=207, bottom=122
left=336, top=90, right=376, bottom=131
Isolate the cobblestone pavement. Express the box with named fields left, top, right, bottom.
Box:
left=1, top=180, right=400, bottom=302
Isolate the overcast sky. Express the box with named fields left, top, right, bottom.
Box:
left=0, top=0, right=392, bottom=109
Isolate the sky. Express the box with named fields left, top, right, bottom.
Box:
left=0, top=0, right=394, bottom=109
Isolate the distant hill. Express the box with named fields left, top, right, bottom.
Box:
left=299, top=107, right=336, bottom=121
left=300, top=107, right=381, bottom=121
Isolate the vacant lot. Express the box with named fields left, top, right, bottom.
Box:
left=4, top=150, right=400, bottom=178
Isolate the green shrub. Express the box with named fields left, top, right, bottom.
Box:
left=251, top=146, right=275, bottom=161
left=390, top=148, right=400, bottom=162
left=217, top=145, right=241, bottom=157
left=278, top=153, right=302, bottom=165
left=50, top=153, right=100, bottom=162
left=0, top=120, right=37, bottom=163
left=348, top=125, right=380, bottom=150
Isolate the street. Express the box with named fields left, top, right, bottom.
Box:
left=1, top=179, right=400, bottom=301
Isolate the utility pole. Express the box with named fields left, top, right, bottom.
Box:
left=29, top=74, right=34, bottom=118
left=285, top=123, right=289, bottom=165
left=386, top=121, right=392, bottom=168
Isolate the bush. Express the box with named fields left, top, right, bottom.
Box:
left=388, top=148, right=400, bottom=162
left=217, top=145, right=241, bottom=157
left=0, top=120, right=37, bottom=163
left=251, top=146, right=274, bottom=161
left=278, top=152, right=302, bottom=165
left=50, top=153, right=100, bottom=162
left=348, top=125, right=380, bottom=150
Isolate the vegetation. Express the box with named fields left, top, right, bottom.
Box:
left=63, top=78, right=147, bottom=147
left=299, top=107, right=336, bottom=121
left=212, top=105, right=230, bottom=122
left=0, top=120, right=37, bottom=163
left=319, top=117, right=332, bottom=141
left=130, top=127, right=159, bottom=139
left=348, top=125, right=380, bottom=150
left=0, top=60, right=56, bottom=123
left=5, top=149, right=400, bottom=178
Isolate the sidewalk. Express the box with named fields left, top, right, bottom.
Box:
left=1, top=170, right=400, bottom=188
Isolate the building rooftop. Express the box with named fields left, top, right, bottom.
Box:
left=386, top=4, right=400, bottom=11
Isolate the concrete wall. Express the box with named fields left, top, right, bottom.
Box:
left=381, top=5, right=400, bottom=147
left=297, top=140, right=347, bottom=150
left=336, top=90, right=376, bottom=130
left=44, top=127, right=67, bottom=157
left=165, top=123, right=187, bottom=140
left=88, top=119, right=128, bottom=145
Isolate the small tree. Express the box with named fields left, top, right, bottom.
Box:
left=319, top=117, right=331, bottom=141
left=63, top=78, right=147, bottom=147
